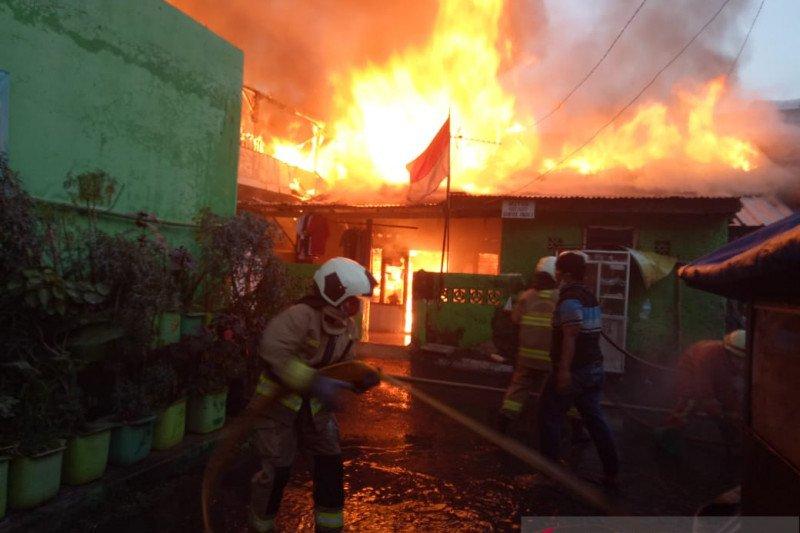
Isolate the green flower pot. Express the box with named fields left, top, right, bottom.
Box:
left=62, top=426, right=112, bottom=485
left=187, top=389, right=228, bottom=434
left=180, top=312, right=205, bottom=338
left=153, top=398, right=186, bottom=450
left=109, top=416, right=156, bottom=466
left=0, top=455, right=9, bottom=519
left=155, top=312, right=181, bottom=347
left=8, top=443, right=65, bottom=510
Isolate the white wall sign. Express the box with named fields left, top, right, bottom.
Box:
left=501, top=200, right=535, bottom=219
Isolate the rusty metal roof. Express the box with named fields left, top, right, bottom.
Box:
left=732, top=196, right=794, bottom=227
left=239, top=192, right=741, bottom=218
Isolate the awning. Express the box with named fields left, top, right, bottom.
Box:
left=627, top=249, right=677, bottom=289
left=678, top=213, right=800, bottom=301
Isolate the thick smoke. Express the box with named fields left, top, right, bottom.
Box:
left=167, top=0, right=440, bottom=118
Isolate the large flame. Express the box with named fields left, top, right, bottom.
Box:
left=264, top=0, right=536, bottom=196
left=249, top=0, right=762, bottom=198
left=543, top=77, right=761, bottom=176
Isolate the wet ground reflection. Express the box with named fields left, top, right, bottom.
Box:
left=73, top=357, right=741, bottom=532
left=210, top=358, right=739, bottom=531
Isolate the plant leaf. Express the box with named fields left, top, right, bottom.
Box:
left=83, top=292, right=106, bottom=305
left=38, top=287, right=50, bottom=307
left=2, top=360, right=39, bottom=374
left=67, top=321, right=125, bottom=346
left=24, top=292, right=37, bottom=308
left=95, top=283, right=111, bottom=296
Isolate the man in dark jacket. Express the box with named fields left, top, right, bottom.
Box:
left=537, top=251, right=619, bottom=486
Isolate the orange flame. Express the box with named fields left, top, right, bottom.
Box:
left=248, top=1, right=761, bottom=198
left=544, top=77, right=760, bottom=176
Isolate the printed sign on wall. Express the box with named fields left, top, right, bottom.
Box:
left=501, top=200, right=535, bottom=219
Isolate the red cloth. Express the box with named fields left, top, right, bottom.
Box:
left=675, top=340, right=743, bottom=414
left=296, top=214, right=330, bottom=261
left=406, top=118, right=450, bottom=204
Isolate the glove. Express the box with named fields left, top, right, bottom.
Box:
left=310, top=375, right=351, bottom=411
left=353, top=370, right=380, bottom=394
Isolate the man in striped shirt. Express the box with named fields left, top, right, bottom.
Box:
left=538, top=251, right=619, bottom=487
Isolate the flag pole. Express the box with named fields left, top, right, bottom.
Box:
left=439, top=110, right=451, bottom=277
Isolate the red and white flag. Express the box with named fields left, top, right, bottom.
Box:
left=406, top=117, right=450, bottom=204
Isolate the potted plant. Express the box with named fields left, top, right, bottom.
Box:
left=89, top=231, right=178, bottom=352
left=145, top=357, right=187, bottom=450
left=169, top=246, right=207, bottom=338
left=3, top=358, right=79, bottom=510
left=184, top=332, right=244, bottom=434
left=192, top=210, right=289, bottom=412
left=107, top=376, right=155, bottom=466
left=0, top=393, right=18, bottom=519
left=59, top=365, right=114, bottom=486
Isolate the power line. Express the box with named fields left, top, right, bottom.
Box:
left=534, top=0, right=649, bottom=127
left=511, top=0, right=735, bottom=195
left=453, top=0, right=647, bottom=147
left=727, top=0, right=766, bottom=77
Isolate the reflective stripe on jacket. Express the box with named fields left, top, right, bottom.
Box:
left=256, top=373, right=324, bottom=414
left=516, top=288, right=557, bottom=368
left=256, top=302, right=358, bottom=412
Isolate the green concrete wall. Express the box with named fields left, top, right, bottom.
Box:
left=499, top=212, right=729, bottom=362
left=413, top=272, right=525, bottom=349
left=0, top=0, right=243, bottom=244
left=628, top=215, right=728, bottom=361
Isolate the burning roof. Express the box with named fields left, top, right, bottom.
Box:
left=170, top=0, right=799, bottom=204
left=239, top=188, right=742, bottom=218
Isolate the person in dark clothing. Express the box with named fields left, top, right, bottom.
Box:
left=537, top=251, right=619, bottom=486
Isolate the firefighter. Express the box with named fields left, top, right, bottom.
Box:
left=249, top=257, right=379, bottom=532
left=497, top=256, right=558, bottom=433
left=665, top=329, right=746, bottom=443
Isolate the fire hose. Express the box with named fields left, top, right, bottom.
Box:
left=201, top=361, right=620, bottom=532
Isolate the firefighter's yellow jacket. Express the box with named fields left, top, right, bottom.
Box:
left=255, top=301, right=359, bottom=413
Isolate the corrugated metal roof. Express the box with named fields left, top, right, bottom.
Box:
left=732, top=196, right=794, bottom=227
left=241, top=191, right=739, bottom=208
left=448, top=192, right=740, bottom=201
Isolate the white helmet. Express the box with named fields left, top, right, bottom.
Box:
left=313, top=257, right=377, bottom=307
left=723, top=329, right=746, bottom=358
left=535, top=256, right=557, bottom=279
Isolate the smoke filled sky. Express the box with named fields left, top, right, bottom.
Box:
left=167, top=0, right=800, bottom=105
left=736, top=0, right=800, bottom=101
left=552, top=0, right=800, bottom=101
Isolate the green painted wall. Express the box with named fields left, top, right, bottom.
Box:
left=499, top=212, right=729, bottom=362
left=629, top=215, right=728, bottom=361
left=413, top=272, right=525, bottom=349
left=0, top=0, right=243, bottom=243
left=500, top=217, right=583, bottom=277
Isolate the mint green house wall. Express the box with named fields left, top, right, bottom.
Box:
left=500, top=212, right=729, bottom=362
left=0, top=0, right=243, bottom=244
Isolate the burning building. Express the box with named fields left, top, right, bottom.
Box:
left=240, top=190, right=740, bottom=369
left=167, top=0, right=800, bottom=365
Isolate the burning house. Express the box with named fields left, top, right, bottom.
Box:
left=240, top=189, right=740, bottom=370
left=167, top=0, right=800, bottom=369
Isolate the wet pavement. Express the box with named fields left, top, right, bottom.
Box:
left=70, top=356, right=741, bottom=532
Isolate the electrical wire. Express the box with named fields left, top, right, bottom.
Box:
left=510, top=0, right=735, bottom=195
left=727, top=0, right=766, bottom=77
left=534, top=0, right=649, bottom=127
left=601, top=332, right=677, bottom=373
